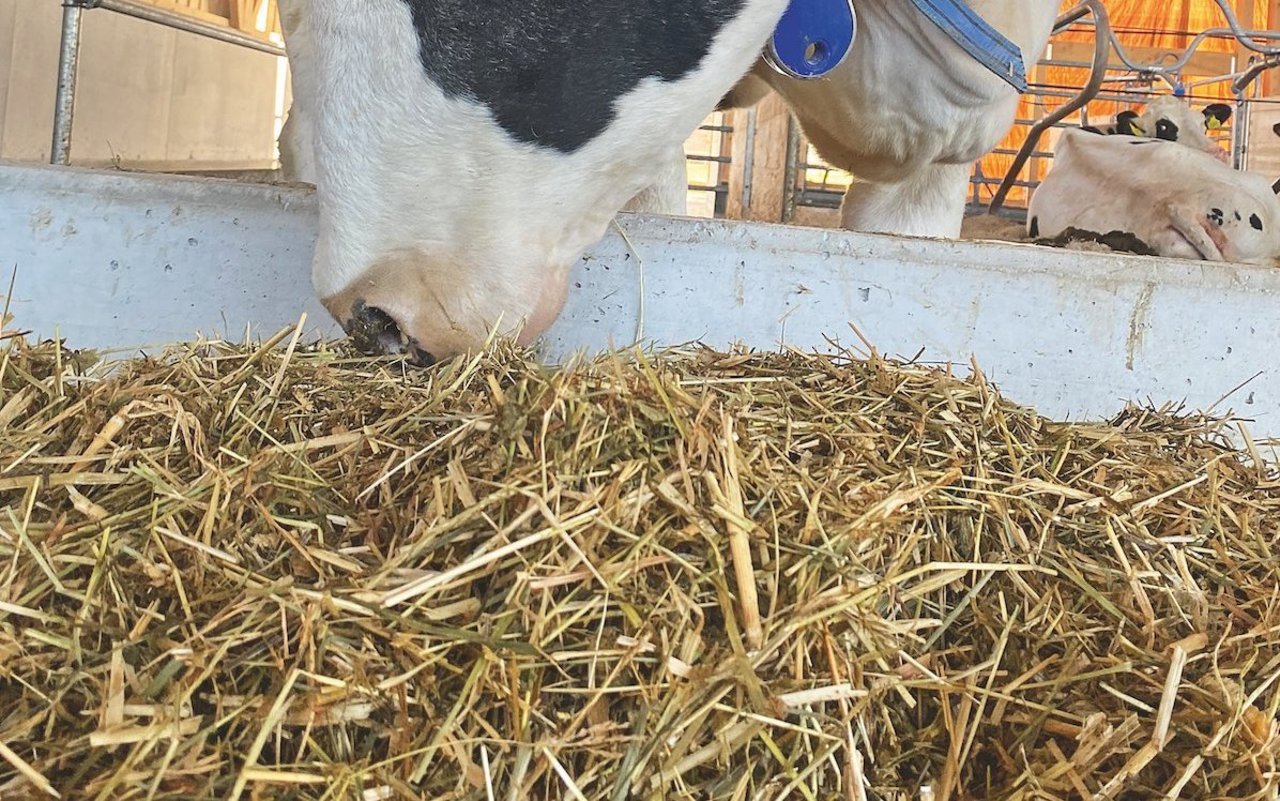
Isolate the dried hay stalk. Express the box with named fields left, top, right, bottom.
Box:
left=0, top=329, right=1278, bottom=800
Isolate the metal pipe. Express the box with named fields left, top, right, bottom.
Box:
left=1056, top=13, right=1280, bottom=83
left=1231, top=56, right=1280, bottom=97
left=741, top=108, right=757, bottom=212
left=93, top=0, right=286, bottom=57
left=50, top=1, right=85, bottom=165
left=1209, top=0, right=1280, bottom=57
left=782, top=116, right=801, bottom=223
left=1232, top=95, right=1250, bottom=171
left=989, top=0, right=1112, bottom=215
left=1068, top=23, right=1280, bottom=80
left=1052, top=5, right=1092, bottom=34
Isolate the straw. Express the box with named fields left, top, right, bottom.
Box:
left=0, top=328, right=1277, bottom=800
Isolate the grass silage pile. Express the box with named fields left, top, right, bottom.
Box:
left=1, top=325, right=1279, bottom=801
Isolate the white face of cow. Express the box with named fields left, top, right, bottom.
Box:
left=1029, top=128, right=1280, bottom=265
left=278, top=0, right=788, bottom=362
left=1084, top=96, right=1233, bottom=164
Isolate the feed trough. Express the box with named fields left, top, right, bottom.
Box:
left=2, top=160, right=1278, bottom=438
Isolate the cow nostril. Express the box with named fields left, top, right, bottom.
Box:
left=343, top=299, right=438, bottom=367
left=344, top=299, right=402, bottom=355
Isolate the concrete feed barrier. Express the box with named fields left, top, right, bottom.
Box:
left=2, top=160, right=1278, bottom=438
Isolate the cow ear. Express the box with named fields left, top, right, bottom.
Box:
left=1115, top=110, right=1141, bottom=136
left=1273, top=122, right=1280, bottom=138
left=1203, top=103, right=1232, bottom=128
left=1273, top=177, right=1280, bottom=196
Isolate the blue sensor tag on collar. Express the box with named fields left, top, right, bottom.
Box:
left=764, top=0, right=857, bottom=80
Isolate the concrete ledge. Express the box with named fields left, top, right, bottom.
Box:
left=3, top=160, right=1278, bottom=438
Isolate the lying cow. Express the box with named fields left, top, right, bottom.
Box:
left=278, top=1, right=1058, bottom=362
left=1028, top=126, right=1280, bottom=265
left=1081, top=96, right=1233, bottom=164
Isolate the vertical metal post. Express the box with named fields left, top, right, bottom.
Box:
left=1231, top=96, right=1250, bottom=171
left=51, top=1, right=86, bottom=166
left=781, top=116, right=800, bottom=224
left=740, top=108, right=757, bottom=212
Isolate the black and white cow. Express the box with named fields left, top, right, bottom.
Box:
left=277, top=1, right=1059, bottom=361
left=278, top=0, right=796, bottom=362
left=1080, top=109, right=1141, bottom=137
left=1028, top=125, right=1280, bottom=265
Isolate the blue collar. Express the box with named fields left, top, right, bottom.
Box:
left=766, top=0, right=1027, bottom=93
left=908, top=0, right=1028, bottom=93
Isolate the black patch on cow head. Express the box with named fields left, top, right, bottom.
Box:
left=1272, top=122, right=1279, bottom=138
left=1154, top=119, right=1180, bottom=141
left=1203, top=103, right=1232, bottom=126
left=1252, top=213, right=1265, bottom=231
left=1273, top=177, right=1280, bottom=195
left=1029, top=216, right=1040, bottom=238
left=401, top=0, right=749, bottom=153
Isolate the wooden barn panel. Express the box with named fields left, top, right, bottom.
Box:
left=0, top=0, right=284, bottom=169
left=0, top=0, right=62, bottom=162
left=1248, top=103, right=1280, bottom=180
left=72, top=11, right=178, bottom=166
left=165, top=31, right=280, bottom=167
left=0, top=0, right=14, bottom=137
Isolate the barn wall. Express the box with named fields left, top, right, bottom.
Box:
left=0, top=0, right=285, bottom=170
left=1249, top=102, right=1280, bottom=180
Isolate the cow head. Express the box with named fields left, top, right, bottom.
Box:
left=1132, top=97, right=1231, bottom=162
left=281, top=0, right=788, bottom=363
left=1082, top=97, right=1232, bottom=164
left=1114, top=109, right=1141, bottom=136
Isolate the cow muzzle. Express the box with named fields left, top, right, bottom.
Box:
left=317, top=248, right=572, bottom=366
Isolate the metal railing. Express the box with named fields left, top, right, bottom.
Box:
left=987, top=0, right=1280, bottom=214
left=686, top=118, right=735, bottom=217
left=51, top=0, right=285, bottom=166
